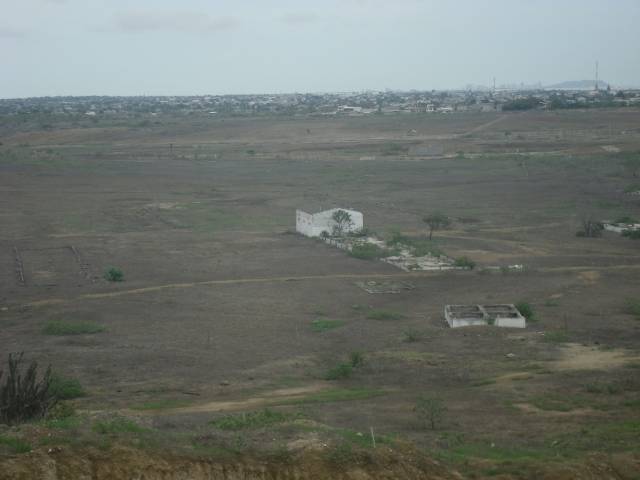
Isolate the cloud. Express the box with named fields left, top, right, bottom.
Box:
left=281, top=12, right=320, bottom=25
left=113, top=10, right=238, bottom=33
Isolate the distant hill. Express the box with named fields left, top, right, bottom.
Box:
left=546, top=80, right=609, bottom=90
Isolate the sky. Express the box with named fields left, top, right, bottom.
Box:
left=1, top=0, right=639, bottom=98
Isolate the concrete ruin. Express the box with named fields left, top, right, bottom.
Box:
left=603, top=222, right=640, bottom=234
left=295, top=208, right=364, bottom=238
left=444, top=304, right=526, bottom=329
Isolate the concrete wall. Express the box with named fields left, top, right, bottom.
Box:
left=494, top=317, right=526, bottom=328
left=296, top=208, right=364, bottom=238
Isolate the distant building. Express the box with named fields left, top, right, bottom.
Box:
left=296, top=208, right=364, bottom=238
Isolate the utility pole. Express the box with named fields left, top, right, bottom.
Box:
left=595, top=61, right=599, bottom=91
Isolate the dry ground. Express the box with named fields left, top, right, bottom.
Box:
left=1, top=109, right=640, bottom=478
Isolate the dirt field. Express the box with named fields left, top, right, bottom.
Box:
left=1, top=109, right=640, bottom=478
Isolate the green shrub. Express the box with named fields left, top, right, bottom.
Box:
left=386, top=231, right=442, bottom=257
left=43, top=320, right=105, bottom=335
left=614, top=215, right=638, bottom=224
left=349, top=244, right=393, bottom=260
left=93, top=417, right=145, bottom=434
left=515, top=302, right=535, bottom=321
left=0, top=435, right=31, bottom=454
left=622, top=229, right=640, bottom=239
left=454, top=256, right=476, bottom=269
left=366, top=310, right=405, bottom=321
left=349, top=351, right=365, bottom=368
left=210, top=409, right=296, bottom=430
left=624, top=299, right=640, bottom=319
left=402, top=329, right=422, bottom=343
left=49, top=375, right=85, bottom=400
left=324, top=363, right=353, bottom=380
left=104, top=267, right=124, bottom=282
left=311, top=319, right=345, bottom=332
left=542, top=331, right=569, bottom=343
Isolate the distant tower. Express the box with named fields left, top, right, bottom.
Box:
left=493, top=77, right=496, bottom=93
left=595, top=61, right=599, bottom=91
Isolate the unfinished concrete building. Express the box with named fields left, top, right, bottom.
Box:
left=444, top=304, right=526, bottom=328
left=295, top=208, right=364, bottom=238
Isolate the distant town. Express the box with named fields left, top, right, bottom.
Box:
left=1, top=84, right=639, bottom=118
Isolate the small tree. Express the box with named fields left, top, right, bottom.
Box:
left=105, top=267, right=124, bottom=282
left=331, top=210, right=354, bottom=237
left=423, top=213, right=451, bottom=240
left=576, top=218, right=604, bottom=238
left=414, top=396, right=447, bottom=430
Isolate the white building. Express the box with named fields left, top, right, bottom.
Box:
left=296, top=208, right=364, bottom=238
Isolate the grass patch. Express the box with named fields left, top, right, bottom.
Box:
left=624, top=299, right=640, bottom=319
left=366, top=309, right=405, bottom=321
left=542, top=331, right=569, bottom=343
left=349, top=243, right=394, bottom=260
left=50, top=375, right=86, bottom=400
left=324, top=363, right=353, bottom=380
left=0, top=435, right=32, bottom=454
left=282, top=388, right=385, bottom=405
left=386, top=231, right=442, bottom=257
left=210, top=409, right=299, bottom=431
left=93, top=417, right=146, bottom=434
left=311, top=318, right=345, bottom=332
left=45, top=415, right=81, bottom=430
left=402, top=329, right=423, bottom=343
left=43, top=320, right=105, bottom=335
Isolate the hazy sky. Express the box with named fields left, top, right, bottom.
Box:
left=2, top=0, right=639, bottom=98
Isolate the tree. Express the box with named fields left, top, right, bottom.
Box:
left=105, top=267, right=124, bottom=282
left=414, top=396, right=446, bottom=430
left=423, top=213, right=451, bottom=240
left=331, top=210, right=354, bottom=237
left=576, top=218, right=604, bottom=238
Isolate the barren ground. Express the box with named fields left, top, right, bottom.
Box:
left=1, top=109, right=639, bottom=478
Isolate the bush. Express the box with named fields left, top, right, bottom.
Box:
left=622, top=229, right=640, bottom=239
left=0, top=353, right=57, bottom=425
left=349, top=244, right=393, bottom=260
left=414, top=396, right=447, bottom=430
left=625, top=299, right=640, bottom=319
left=454, top=256, right=476, bottom=269
left=576, top=220, right=604, bottom=238
left=614, top=215, right=638, bottom=224
left=324, top=363, right=353, bottom=380
left=43, top=320, right=105, bottom=335
left=349, top=351, right=365, bottom=368
left=402, top=329, right=422, bottom=343
left=311, top=319, right=345, bottom=332
left=49, top=375, right=85, bottom=400
left=543, top=331, right=569, bottom=343
left=515, top=302, right=535, bottom=321
left=387, top=230, right=443, bottom=256
left=0, top=435, right=31, bottom=454
left=210, top=409, right=296, bottom=430
left=104, top=267, right=124, bottom=282
left=93, top=417, right=145, bottom=434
